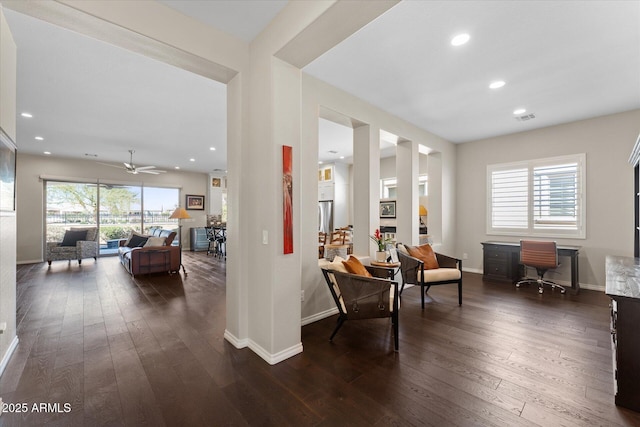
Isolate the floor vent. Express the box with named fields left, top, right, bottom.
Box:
left=515, top=113, right=536, bottom=122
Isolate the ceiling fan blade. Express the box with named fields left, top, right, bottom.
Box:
left=139, top=169, right=166, bottom=174
left=135, top=165, right=157, bottom=170
left=97, top=162, right=125, bottom=169
left=124, top=162, right=133, bottom=169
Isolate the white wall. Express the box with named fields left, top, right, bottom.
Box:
left=16, top=153, right=209, bottom=263
left=0, top=6, right=17, bottom=377
left=208, top=173, right=225, bottom=218
left=456, top=109, right=640, bottom=289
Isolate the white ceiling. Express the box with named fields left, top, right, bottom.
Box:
left=4, top=1, right=640, bottom=173
left=5, top=8, right=228, bottom=174
left=305, top=0, right=640, bottom=143
left=158, top=0, right=288, bottom=43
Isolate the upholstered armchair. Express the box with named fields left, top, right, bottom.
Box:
left=397, top=243, right=462, bottom=309
left=46, top=227, right=99, bottom=265
left=321, top=256, right=399, bottom=351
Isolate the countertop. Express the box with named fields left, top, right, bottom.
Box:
left=605, top=255, right=640, bottom=299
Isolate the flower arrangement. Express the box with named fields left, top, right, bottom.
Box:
left=370, top=228, right=392, bottom=251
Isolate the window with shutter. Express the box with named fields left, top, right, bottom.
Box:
left=487, top=154, right=585, bottom=238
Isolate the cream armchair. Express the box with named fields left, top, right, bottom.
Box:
left=397, top=243, right=462, bottom=309
left=46, top=227, right=99, bottom=266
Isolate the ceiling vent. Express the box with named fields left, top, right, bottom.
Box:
left=515, top=113, right=536, bottom=122
left=328, top=150, right=338, bottom=154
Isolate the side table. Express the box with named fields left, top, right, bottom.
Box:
left=369, top=261, right=401, bottom=279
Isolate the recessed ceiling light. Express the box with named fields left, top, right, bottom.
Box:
left=35, top=136, right=44, bottom=141
left=318, top=161, right=323, bottom=165
left=489, top=81, right=506, bottom=89
left=21, top=112, right=33, bottom=118
left=44, top=151, right=51, bottom=155
left=189, top=158, right=195, bottom=162
left=340, top=156, right=345, bottom=159
left=210, top=147, right=216, bottom=151
left=513, top=108, right=527, bottom=115
left=451, top=33, right=470, bottom=46
left=174, top=166, right=180, bottom=170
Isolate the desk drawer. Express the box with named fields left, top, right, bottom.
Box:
left=484, top=260, right=510, bottom=278
left=484, top=249, right=509, bottom=263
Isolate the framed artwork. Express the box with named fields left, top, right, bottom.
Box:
left=186, top=194, right=205, bottom=210
left=0, top=127, right=17, bottom=213
left=283, top=145, right=293, bottom=254
left=211, top=178, right=221, bottom=188
left=380, top=201, right=396, bottom=218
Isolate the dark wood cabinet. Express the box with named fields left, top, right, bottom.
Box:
left=481, top=242, right=519, bottom=282
left=605, top=256, right=640, bottom=413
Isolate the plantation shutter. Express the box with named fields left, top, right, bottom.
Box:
left=487, top=154, right=585, bottom=238
left=533, top=162, right=580, bottom=231
left=490, top=167, right=528, bottom=229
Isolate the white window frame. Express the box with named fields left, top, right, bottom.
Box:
left=486, top=153, right=586, bottom=239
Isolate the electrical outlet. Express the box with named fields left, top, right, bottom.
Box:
left=0, top=322, right=6, bottom=334
left=262, top=230, right=268, bottom=245
left=463, top=253, right=468, bottom=260
left=300, top=290, right=305, bottom=302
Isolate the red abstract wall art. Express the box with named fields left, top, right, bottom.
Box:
left=283, top=145, right=293, bottom=254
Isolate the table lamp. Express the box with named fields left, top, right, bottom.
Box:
left=170, top=206, right=191, bottom=275
left=419, top=205, right=428, bottom=228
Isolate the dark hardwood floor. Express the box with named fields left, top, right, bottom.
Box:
left=1, top=252, right=639, bottom=426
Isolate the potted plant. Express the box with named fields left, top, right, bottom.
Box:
left=370, top=228, right=392, bottom=262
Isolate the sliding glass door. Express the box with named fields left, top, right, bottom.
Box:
left=45, top=182, right=97, bottom=243
left=45, top=180, right=179, bottom=256
left=98, top=184, right=142, bottom=254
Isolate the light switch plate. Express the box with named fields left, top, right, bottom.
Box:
left=262, top=230, right=268, bottom=245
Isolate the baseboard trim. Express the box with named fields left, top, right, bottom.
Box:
left=575, top=283, right=604, bottom=291
left=224, top=331, right=303, bottom=365
left=248, top=340, right=303, bottom=365
left=17, top=259, right=42, bottom=265
left=223, top=330, right=248, bottom=349
left=462, top=267, right=483, bottom=274
left=0, top=335, right=19, bottom=379
left=302, top=307, right=338, bottom=326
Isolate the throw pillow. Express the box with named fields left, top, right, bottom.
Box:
left=406, top=244, right=439, bottom=270
left=325, top=256, right=349, bottom=274
left=60, top=229, right=88, bottom=247
left=143, top=236, right=167, bottom=247
left=342, top=256, right=372, bottom=277
left=126, top=233, right=149, bottom=248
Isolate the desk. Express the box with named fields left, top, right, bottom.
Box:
left=481, top=241, right=580, bottom=294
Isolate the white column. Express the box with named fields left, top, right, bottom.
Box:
left=396, top=139, right=419, bottom=246
left=353, top=125, right=380, bottom=257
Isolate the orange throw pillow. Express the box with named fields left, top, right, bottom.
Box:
left=342, top=256, right=373, bottom=277
left=406, top=244, right=440, bottom=270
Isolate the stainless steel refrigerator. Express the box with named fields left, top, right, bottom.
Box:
left=318, top=200, right=333, bottom=234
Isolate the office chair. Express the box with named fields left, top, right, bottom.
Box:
left=515, top=240, right=566, bottom=294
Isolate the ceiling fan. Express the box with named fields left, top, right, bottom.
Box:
left=98, top=150, right=166, bottom=175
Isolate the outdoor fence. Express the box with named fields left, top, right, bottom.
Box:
left=46, top=212, right=177, bottom=243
